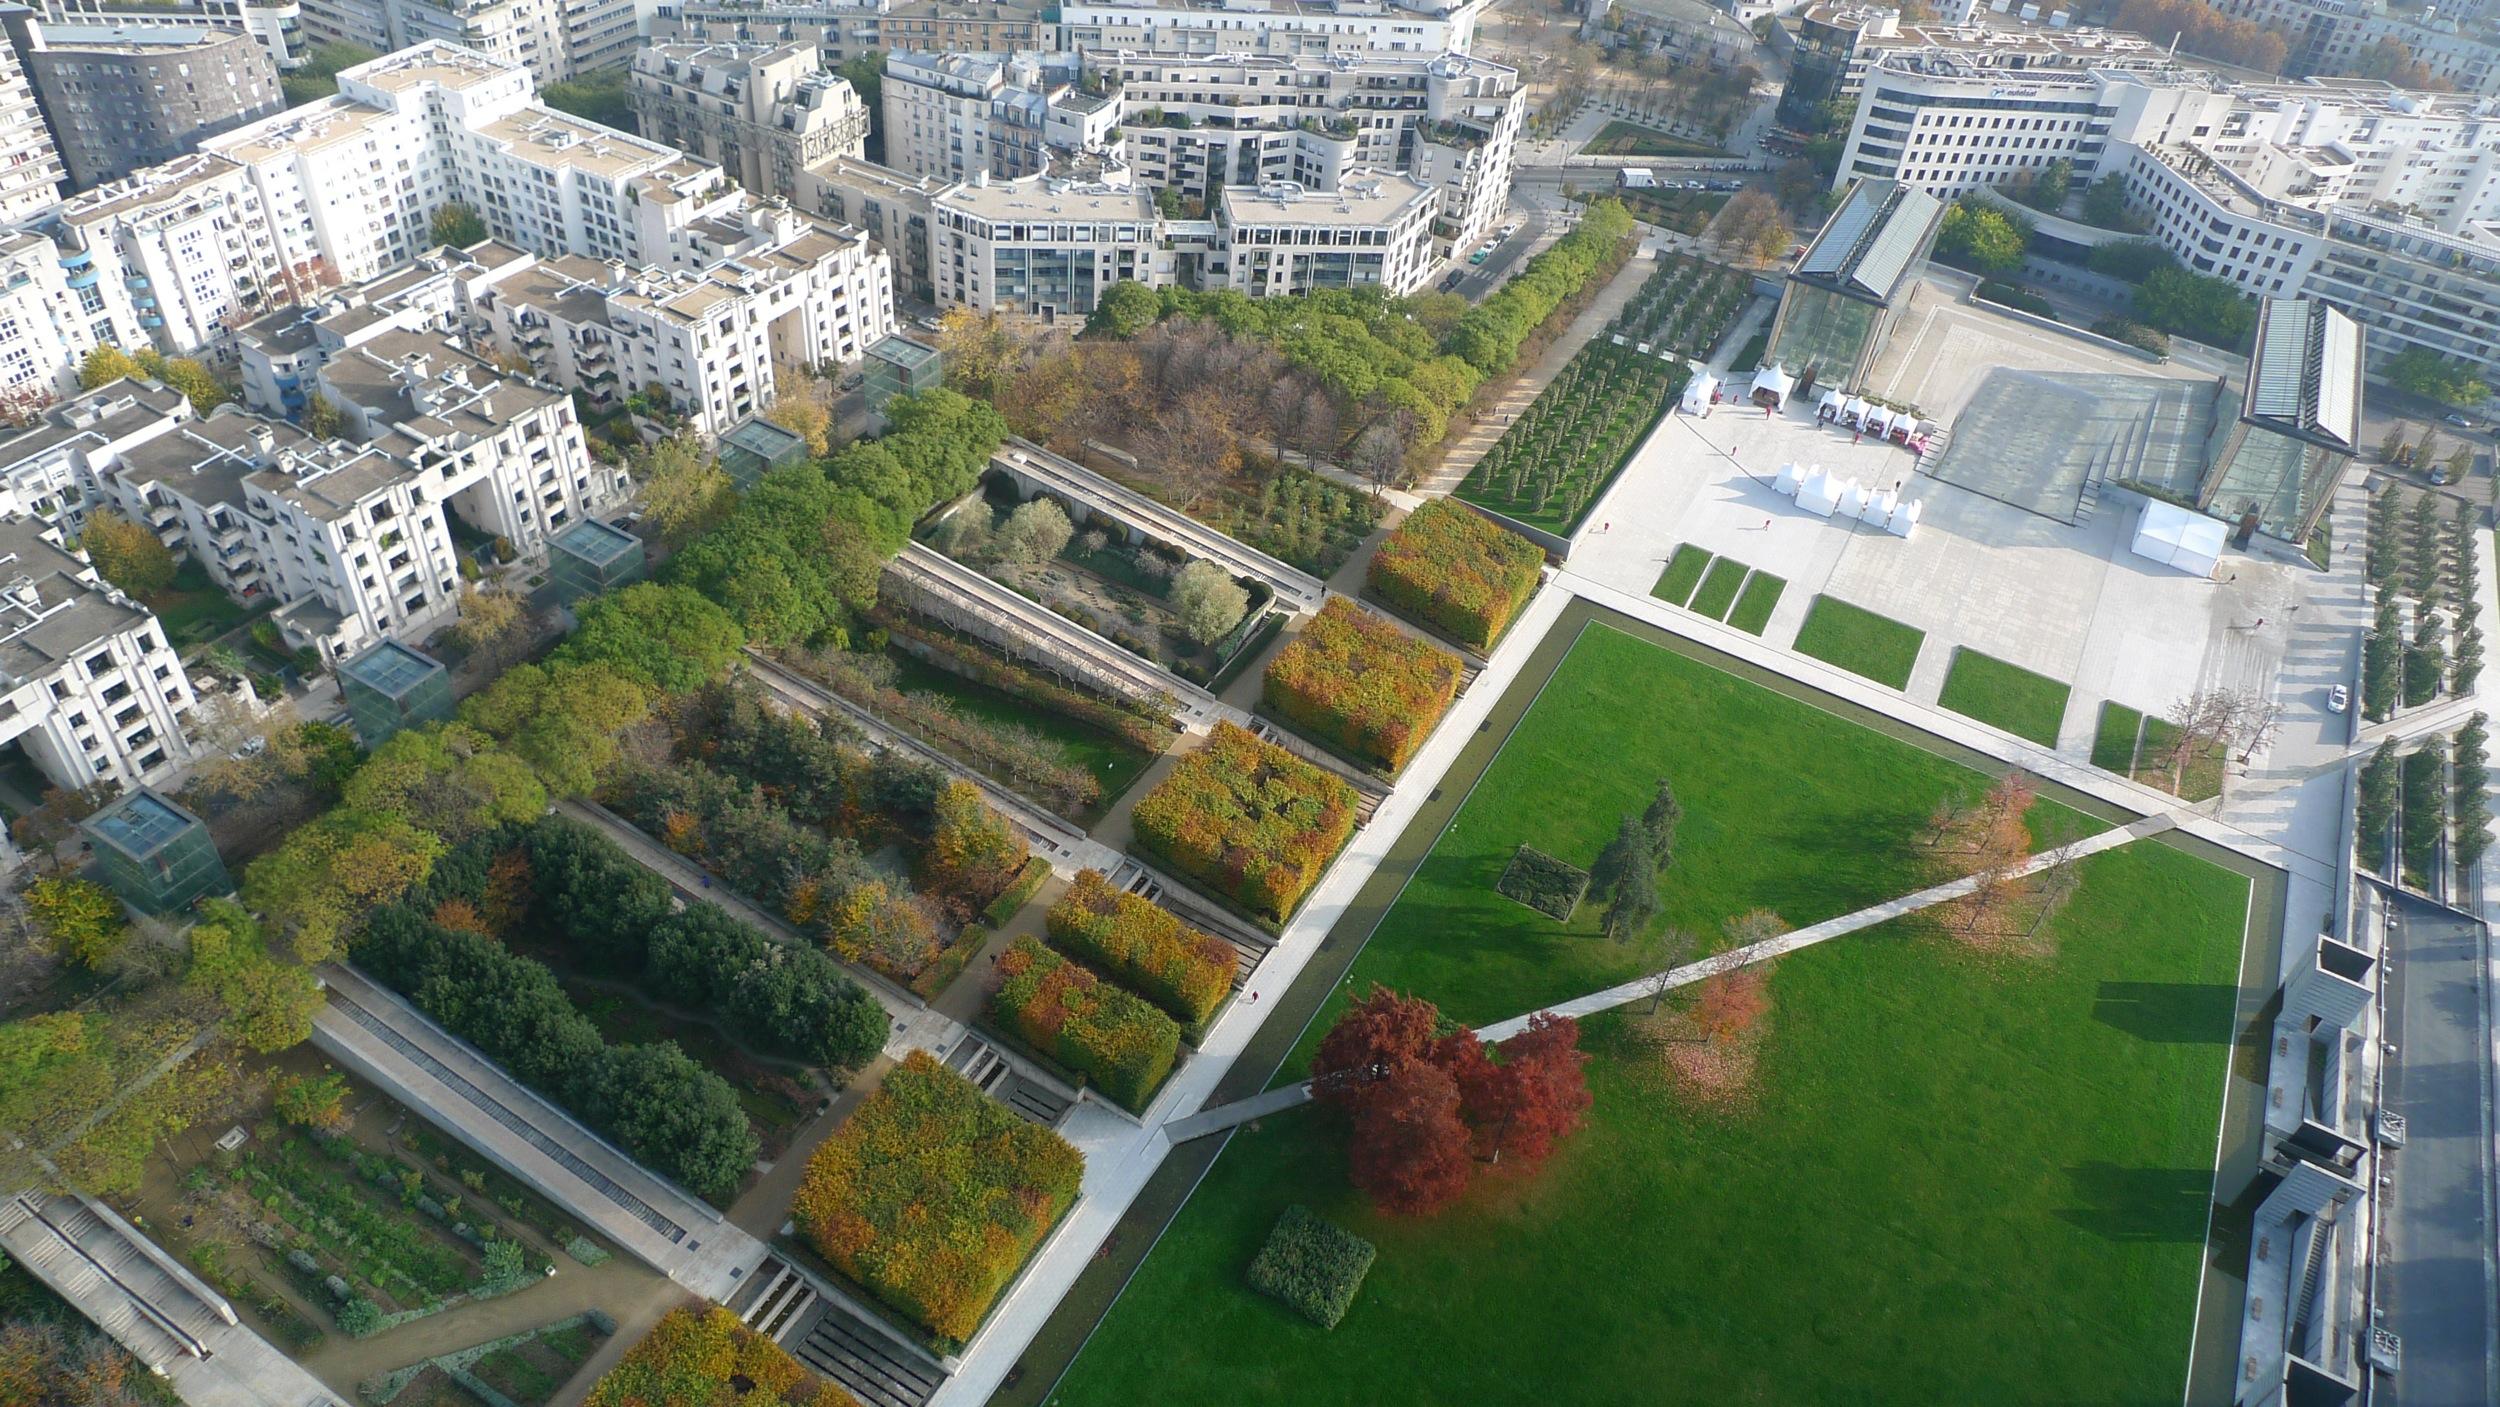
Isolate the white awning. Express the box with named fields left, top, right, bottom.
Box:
left=2130, top=499, right=2225, bottom=577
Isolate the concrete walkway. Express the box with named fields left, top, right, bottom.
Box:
left=310, top=964, right=767, bottom=1304
left=1173, top=813, right=2178, bottom=1132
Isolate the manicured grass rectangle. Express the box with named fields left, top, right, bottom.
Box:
left=1936, top=648, right=2072, bottom=747
left=2093, top=703, right=2144, bottom=774
left=1793, top=595, right=1925, bottom=689
left=2136, top=716, right=2225, bottom=803
left=1727, top=571, right=1785, bottom=635
left=1688, top=558, right=1749, bottom=620
left=1583, top=119, right=1731, bottom=159
left=1652, top=545, right=1710, bottom=606
left=1053, top=621, right=2249, bottom=1407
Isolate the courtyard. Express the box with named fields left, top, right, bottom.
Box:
left=1043, top=610, right=2263, bottom=1405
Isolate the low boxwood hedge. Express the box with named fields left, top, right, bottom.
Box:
left=1247, top=1205, right=1377, bottom=1330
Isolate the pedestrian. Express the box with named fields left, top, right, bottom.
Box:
left=1852, top=431, right=1861, bottom=445
left=2254, top=617, right=2266, bottom=628
left=1602, top=520, right=1611, bottom=533
left=1762, top=516, right=1772, bottom=530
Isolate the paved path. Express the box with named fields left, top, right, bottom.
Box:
left=311, top=964, right=768, bottom=1304
left=1174, top=814, right=2177, bottom=1131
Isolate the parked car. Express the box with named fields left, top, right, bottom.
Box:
left=2446, top=413, right=2475, bottom=428
left=1440, top=270, right=1467, bottom=291
left=2327, top=684, right=2350, bottom=714
left=2429, top=464, right=2450, bottom=485
left=839, top=371, right=865, bottom=391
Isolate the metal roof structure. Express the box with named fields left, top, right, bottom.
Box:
left=720, top=416, right=806, bottom=464
left=550, top=517, right=642, bottom=568
left=2243, top=297, right=2364, bottom=450
left=339, top=640, right=446, bottom=701
left=867, top=334, right=942, bottom=373
left=1791, top=178, right=1946, bottom=304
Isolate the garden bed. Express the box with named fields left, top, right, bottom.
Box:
left=1048, top=868, right=1234, bottom=1037
left=1793, top=596, right=1926, bottom=689
left=1131, top=722, right=1361, bottom=930
left=1367, top=500, right=1545, bottom=654
left=1581, top=120, right=1732, bottom=159
left=1455, top=341, right=1684, bottom=535
left=1937, top=648, right=2072, bottom=747
left=1261, top=599, right=1463, bottom=775
left=1652, top=545, right=1710, bottom=605
left=790, top=1052, right=1083, bottom=1349
left=990, top=936, right=1183, bottom=1113
left=1608, top=253, right=1751, bottom=355
left=1727, top=572, right=1786, bottom=635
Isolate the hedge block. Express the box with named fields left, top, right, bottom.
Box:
left=1248, top=1206, right=1377, bottom=1330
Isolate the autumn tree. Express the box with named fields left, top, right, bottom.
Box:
left=78, top=344, right=146, bottom=390
left=78, top=510, right=177, bottom=598
left=302, top=393, right=345, bottom=439
left=429, top=201, right=487, bottom=247
left=188, top=903, right=323, bottom=1053
left=25, top=877, right=129, bottom=969
left=1690, top=963, right=1772, bottom=1044
left=1346, top=1057, right=1477, bottom=1214
left=272, top=1072, right=351, bottom=1132
left=631, top=436, right=734, bottom=548
left=764, top=361, right=836, bottom=456
left=0, top=383, right=54, bottom=429
left=450, top=584, right=528, bottom=664
left=916, top=779, right=1025, bottom=910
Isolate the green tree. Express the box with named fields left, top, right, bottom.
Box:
left=132, top=349, right=232, bottom=415
left=78, top=509, right=177, bottom=598
left=2356, top=739, right=2400, bottom=862
left=342, top=724, right=547, bottom=839
left=243, top=807, right=446, bottom=961
left=282, top=41, right=377, bottom=105
left=1932, top=200, right=2030, bottom=275
left=25, top=877, right=128, bottom=969
left=2132, top=266, right=2256, bottom=346
left=188, top=901, right=325, bottom=1053
left=460, top=660, right=654, bottom=797
left=429, top=201, right=487, bottom=249
left=540, top=69, right=634, bottom=129
left=559, top=582, right=745, bottom=693
left=77, top=344, right=145, bottom=390
left=2080, top=174, right=2142, bottom=231
left=2086, top=239, right=2174, bottom=283
left=302, top=393, right=344, bottom=439
left=1169, top=560, right=1250, bottom=644
left=632, top=436, right=734, bottom=547
left=271, top=1071, right=351, bottom=1131
left=1088, top=279, right=1162, bottom=338
left=2383, top=347, right=2490, bottom=408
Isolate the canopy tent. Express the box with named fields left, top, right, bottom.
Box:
left=1775, top=462, right=1804, bottom=495
left=1866, top=407, right=1897, bottom=439
left=2130, top=499, right=2226, bottom=577
left=1798, top=468, right=1846, bottom=516
left=1682, top=371, right=1722, bottom=416
left=1842, top=396, right=1872, bottom=427
left=1817, top=389, right=1846, bottom=422
left=1751, top=363, right=1796, bottom=407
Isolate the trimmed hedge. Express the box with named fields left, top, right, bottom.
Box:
left=1247, top=1206, right=1376, bottom=1330
left=790, top=1051, right=1081, bottom=1346
left=1046, top=869, right=1233, bottom=1028
left=1368, top=500, right=1544, bottom=653
left=983, top=855, right=1052, bottom=926
left=1262, top=599, right=1463, bottom=772
left=1131, top=722, right=1360, bottom=925
left=1494, top=844, right=1588, bottom=921
left=584, top=1306, right=844, bottom=1407
left=991, top=936, right=1181, bottom=1111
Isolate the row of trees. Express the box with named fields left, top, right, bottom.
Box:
left=2111, top=0, right=2288, bottom=75
left=2384, top=346, right=2490, bottom=410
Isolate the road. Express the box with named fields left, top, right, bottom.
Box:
left=2376, top=894, right=2500, bottom=1407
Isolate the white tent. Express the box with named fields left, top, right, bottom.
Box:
left=1775, top=462, right=1803, bottom=495
left=1682, top=371, right=1721, bottom=416
left=1862, top=487, right=1899, bottom=525
left=1843, top=396, right=1872, bottom=428
left=1886, top=499, right=1922, bottom=538
left=1751, top=363, right=1796, bottom=407
left=1798, top=468, right=1846, bottom=517
left=2130, top=499, right=2225, bottom=577
left=1866, top=407, right=1898, bottom=439
left=1817, top=389, right=1846, bottom=422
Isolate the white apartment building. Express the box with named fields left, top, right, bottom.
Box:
left=929, top=158, right=1436, bottom=315
left=630, top=43, right=871, bottom=203
left=2205, top=0, right=2500, bottom=97
left=297, top=0, right=626, bottom=85
left=1057, top=0, right=1485, bottom=58
left=803, top=154, right=949, bottom=300
left=1213, top=171, right=1436, bottom=294
left=0, top=230, right=121, bottom=400
left=647, top=0, right=1058, bottom=68
left=0, top=509, right=200, bottom=789
left=931, top=167, right=1176, bottom=318
left=469, top=212, right=895, bottom=436
left=883, top=50, right=1118, bottom=184
left=35, top=0, right=310, bottom=73
left=0, top=37, right=64, bottom=225
left=1111, top=49, right=1518, bottom=248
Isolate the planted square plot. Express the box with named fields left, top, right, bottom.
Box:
left=1793, top=596, right=1926, bottom=689
left=1938, top=648, right=2072, bottom=747
left=1651, top=544, right=1711, bottom=606
left=1688, top=557, right=1750, bottom=621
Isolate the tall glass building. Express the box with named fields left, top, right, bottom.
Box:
left=2198, top=298, right=2362, bottom=546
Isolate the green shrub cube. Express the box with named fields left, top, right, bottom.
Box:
left=1248, top=1206, right=1377, bottom=1330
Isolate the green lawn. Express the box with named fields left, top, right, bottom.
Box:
left=2093, top=703, right=2145, bottom=774
left=1051, top=623, right=2248, bottom=1406
left=1727, top=572, right=1785, bottom=635
left=1265, top=622, right=2099, bottom=1058
left=1651, top=545, right=1710, bottom=606
left=886, top=650, right=1154, bottom=810
left=1582, top=120, right=1732, bottom=159
left=1051, top=843, right=2246, bottom=1407
left=1936, top=648, right=2072, bottom=747
left=1687, top=558, right=1749, bottom=621
left=1793, top=596, right=1925, bottom=689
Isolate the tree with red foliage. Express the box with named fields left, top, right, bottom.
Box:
left=1691, top=964, right=1772, bottom=1044
left=1314, top=988, right=1591, bottom=1210
left=1345, top=1057, right=1477, bottom=1215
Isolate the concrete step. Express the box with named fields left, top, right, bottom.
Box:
left=793, top=1299, right=947, bottom=1407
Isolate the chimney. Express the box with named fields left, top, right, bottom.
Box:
left=250, top=423, right=276, bottom=456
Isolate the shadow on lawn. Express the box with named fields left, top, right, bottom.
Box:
left=2091, top=981, right=2237, bottom=1043
left=2056, top=1163, right=2214, bottom=1243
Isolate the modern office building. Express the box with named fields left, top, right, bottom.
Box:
left=3, top=17, right=283, bottom=191
left=1765, top=176, right=1944, bottom=393
left=930, top=164, right=1172, bottom=319
left=629, top=42, right=870, bottom=203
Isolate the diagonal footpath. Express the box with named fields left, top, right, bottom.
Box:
left=1163, top=813, right=2177, bottom=1142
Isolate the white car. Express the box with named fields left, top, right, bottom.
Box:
left=2327, top=684, right=2350, bottom=714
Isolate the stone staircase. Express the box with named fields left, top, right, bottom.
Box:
left=786, top=1291, right=949, bottom=1407
left=1112, top=860, right=1275, bottom=983
left=0, top=1191, right=229, bottom=1372
left=945, top=1035, right=1077, bottom=1126
left=738, top=1256, right=820, bottom=1341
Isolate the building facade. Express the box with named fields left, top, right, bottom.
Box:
left=1057, top=0, right=1484, bottom=58
left=647, top=0, right=1056, bottom=68
left=4, top=18, right=283, bottom=191
left=1213, top=172, right=1437, bottom=294
left=630, top=42, right=870, bottom=202
left=0, top=37, right=66, bottom=225
left=35, top=0, right=308, bottom=73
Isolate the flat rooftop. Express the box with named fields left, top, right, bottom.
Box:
left=1221, top=171, right=1431, bottom=224
left=83, top=790, right=203, bottom=860
left=339, top=639, right=446, bottom=698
